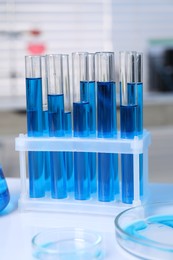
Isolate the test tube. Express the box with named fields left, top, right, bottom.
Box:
left=119, top=51, right=138, bottom=204
left=72, top=52, right=90, bottom=200
left=95, top=52, right=118, bottom=202
left=41, top=56, right=51, bottom=191
left=136, top=52, right=144, bottom=197
left=80, top=53, right=97, bottom=193
left=25, top=55, right=45, bottom=198
left=46, top=54, right=67, bottom=199
left=136, top=52, right=143, bottom=135
left=62, top=54, right=73, bottom=192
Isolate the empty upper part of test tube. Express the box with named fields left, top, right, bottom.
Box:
left=119, top=51, right=137, bottom=106
left=88, top=53, right=95, bottom=82
left=46, top=54, right=63, bottom=95
left=95, top=52, right=115, bottom=82
left=72, top=52, right=88, bottom=103
left=41, top=56, right=48, bottom=112
left=61, top=54, right=71, bottom=113
left=25, top=55, right=42, bottom=79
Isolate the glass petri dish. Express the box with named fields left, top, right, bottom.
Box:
left=32, top=227, right=103, bottom=260
left=115, top=202, right=173, bottom=260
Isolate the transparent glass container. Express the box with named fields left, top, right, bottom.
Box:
left=32, top=228, right=103, bottom=260
left=115, top=202, right=173, bottom=260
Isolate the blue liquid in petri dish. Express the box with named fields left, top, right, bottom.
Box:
left=80, top=81, right=97, bottom=193
left=26, top=78, right=45, bottom=198
left=125, top=215, right=173, bottom=246
left=48, top=94, right=67, bottom=199
left=73, top=101, right=90, bottom=200
left=120, top=104, right=137, bottom=204
left=0, top=166, right=10, bottom=212
left=64, top=111, right=73, bottom=192
left=97, top=81, right=118, bottom=202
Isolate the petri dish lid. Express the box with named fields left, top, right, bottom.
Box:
left=115, top=202, right=173, bottom=260
left=32, top=227, right=103, bottom=260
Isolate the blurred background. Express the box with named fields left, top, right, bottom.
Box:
left=0, top=0, right=173, bottom=182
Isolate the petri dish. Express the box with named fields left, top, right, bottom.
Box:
left=32, top=227, right=103, bottom=260
left=115, top=202, right=173, bottom=260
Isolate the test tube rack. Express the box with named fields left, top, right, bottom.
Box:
left=15, top=130, right=151, bottom=216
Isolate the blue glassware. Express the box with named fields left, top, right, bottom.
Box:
left=0, top=166, right=10, bottom=212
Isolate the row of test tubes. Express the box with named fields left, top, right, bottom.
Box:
left=25, top=51, right=143, bottom=204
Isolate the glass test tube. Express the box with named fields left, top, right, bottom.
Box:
left=136, top=52, right=144, bottom=197
left=72, top=52, right=90, bottom=200
left=80, top=53, right=97, bottom=193
left=120, top=51, right=138, bottom=204
left=95, top=52, right=118, bottom=202
left=41, top=56, right=51, bottom=191
left=62, top=54, right=73, bottom=192
left=25, top=55, right=45, bottom=198
left=136, top=52, right=143, bottom=134
left=46, top=54, right=67, bottom=199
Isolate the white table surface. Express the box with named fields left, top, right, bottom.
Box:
left=1, top=178, right=173, bottom=260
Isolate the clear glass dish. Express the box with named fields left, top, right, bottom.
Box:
left=115, top=202, right=173, bottom=260
left=32, top=227, right=103, bottom=260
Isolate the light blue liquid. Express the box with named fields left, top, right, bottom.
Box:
left=0, top=166, right=10, bottom=212
left=73, top=102, right=90, bottom=200
left=43, top=110, right=51, bottom=192
left=64, top=111, right=73, bottom=192
left=80, top=81, right=97, bottom=193
left=125, top=215, right=173, bottom=246
left=26, top=78, right=45, bottom=198
left=48, top=94, right=67, bottom=199
left=97, top=81, right=118, bottom=202
left=120, top=104, right=137, bottom=204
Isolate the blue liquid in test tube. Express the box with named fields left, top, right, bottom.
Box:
left=80, top=80, right=97, bottom=193
left=0, top=166, right=10, bottom=212
left=72, top=52, right=91, bottom=200
left=73, top=101, right=90, bottom=200
left=120, top=52, right=138, bottom=204
left=46, top=54, right=67, bottom=199
left=137, top=53, right=144, bottom=197
left=62, top=54, right=73, bottom=192
left=42, top=56, right=51, bottom=192
left=137, top=82, right=143, bottom=135
left=64, top=111, right=73, bottom=192
left=120, top=84, right=137, bottom=204
left=48, top=94, right=67, bottom=199
left=97, top=81, right=118, bottom=201
left=26, top=76, right=45, bottom=198
left=43, top=109, right=51, bottom=191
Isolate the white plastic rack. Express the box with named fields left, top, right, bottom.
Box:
left=15, top=130, right=151, bottom=216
